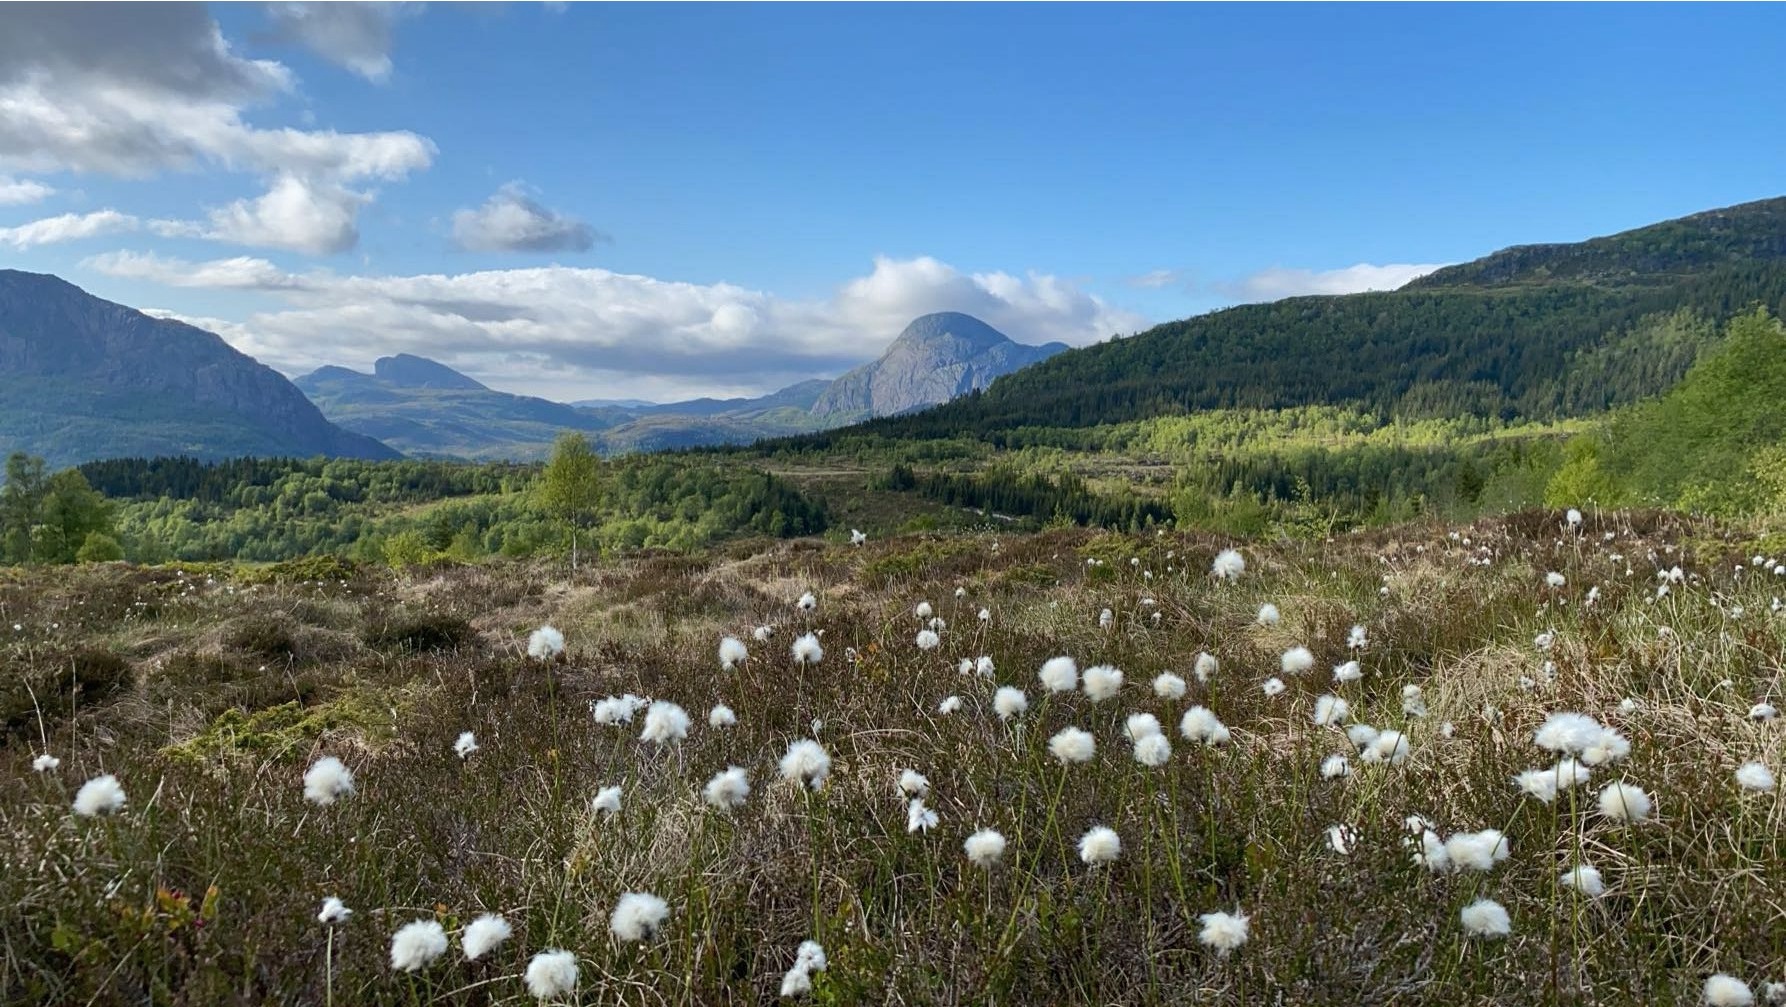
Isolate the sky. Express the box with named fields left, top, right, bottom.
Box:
left=4, top=3, right=1786, bottom=403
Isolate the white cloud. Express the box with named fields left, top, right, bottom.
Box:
left=85, top=251, right=1144, bottom=400
left=0, top=210, right=138, bottom=249
left=1223, top=263, right=1445, bottom=302
left=452, top=183, right=602, bottom=253
left=1125, top=268, right=1181, bottom=289
left=0, top=177, right=54, bottom=206
left=260, top=3, right=417, bottom=82
left=0, top=5, right=432, bottom=253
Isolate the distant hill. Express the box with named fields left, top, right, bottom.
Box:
left=294, top=358, right=622, bottom=461
left=810, top=312, right=1068, bottom=419
left=799, top=197, right=1786, bottom=447
left=0, top=270, right=396, bottom=469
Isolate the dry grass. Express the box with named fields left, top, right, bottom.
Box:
left=0, top=512, right=1782, bottom=1005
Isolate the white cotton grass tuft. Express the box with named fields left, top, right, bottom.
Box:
left=993, top=686, right=1029, bottom=721
left=796, top=592, right=817, bottom=613
left=524, top=949, right=579, bottom=1000
left=779, top=739, right=833, bottom=790
left=72, top=774, right=127, bottom=817
left=1515, top=757, right=1591, bottom=803
left=1039, top=656, right=1078, bottom=692
left=1332, top=660, right=1362, bottom=684
left=937, top=695, right=963, bottom=715
left=975, top=655, right=996, bottom=678
left=703, top=766, right=751, bottom=810
left=779, top=940, right=828, bottom=998
left=753, top=625, right=774, bottom=643
left=1212, top=548, right=1246, bottom=581
left=390, top=919, right=449, bottom=972
left=906, top=797, right=939, bottom=834
left=1560, top=863, right=1606, bottom=897
left=1748, top=702, right=1779, bottom=721
left=1261, top=677, right=1286, bottom=697
left=1459, top=898, right=1511, bottom=939
left=639, top=701, right=691, bottom=745
left=32, top=753, right=59, bottom=772
left=454, top=731, right=478, bottom=759
left=1180, top=706, right=1231, bottom=746
left=791, top=633, right=824, bottom=665
left=964, top=828, right=1007, bottom=868
left=609, top=892, right=670, bottom=943
left=915, top=629, right=941, bottom=651
left=1281, top=646, right=1314, bottom=675
left=850, top=528, right=867, bottom=546
left=1704, top=974, right=1756, bottom=1007
left=1134, top=733, right=1172, bottom=767
left=1347, top=624, right=1368, bottom=650
left=1443, top=829, right=1510, bottom=872
left=1194, top=651, right=1219, bottom=683
left=1077, top=825, right=1121, bottom=864
left=1362, top=730, right=1410, bottom=765
left=1546, top=571, right=1567, bottom=588
left=1320, top=753, right=1350, bottom=779
left=303, top=757, right=355, bottom=806
left=460, top=913, right=512, bottom=961
left=318, top=897, right=353, bottom=924
left=915, top=601, right=934, bottom=620
left=1153, top=672, right=1187, bottom=699
left=719, top=636, right=748, bottom=670
left=1256, top=603, right=1280, bottom=626
left=898, top=769, right=930, bottom=798
left=591, top=785, right=622, bottom=815
left=1346, top=724, right=1380, bottom=750
left=1098, top=608, right=1115, bottom=629
left=1049, top=727, right=1096, bottom=764
left=1401, top=684, right=1428, bottom=718
left=527, top=625, right=564, bottom=660
left=592, top=693, right=647, bottom=725
left=1312, top=694, right=1350, bottom=727
left=1735, top=761, right=1776, bottom=793
left=1597, top=781, right=1654, bottom=823
left=1125, top=712, right=1163, bottom=741
left=1082, top=664, right=1124, bottom=701
left=709, top=704, right=737, bottom=729
left=1197, top=910, right=1250, bottom=956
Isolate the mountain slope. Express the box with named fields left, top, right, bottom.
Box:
left=810, top=312, right=1068, bottom=419
left=295, top=358, right=622, bottom=461
left=0, top=270, right=396, bottom=468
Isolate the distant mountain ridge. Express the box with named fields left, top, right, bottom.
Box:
left=810, top=312, right=1069, bottom=419
left=0, top=270, right=395, bottom=469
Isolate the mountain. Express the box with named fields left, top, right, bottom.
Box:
left=295, top=358, right=622, bottom=461
left=0, top=270, right=396, bottom=469
left=810, top=197, right=1786, bottom=445
left=633, top=379, right=832, bottom=419
left=810, top=312, right=1068, bottom=419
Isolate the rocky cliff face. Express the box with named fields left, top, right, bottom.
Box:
left=809, top=312, right=1067, bottom=418
left=0, top=270, right=396, bottom=467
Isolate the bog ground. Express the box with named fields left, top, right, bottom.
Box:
left=2, top=513, right=1782, bottom=1005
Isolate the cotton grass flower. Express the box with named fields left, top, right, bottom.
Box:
left=592, top=693, right=647, bottom=725
left=1197, top=910, right=1250, bottom=956
left=1049, top=727, right=1096, bottom=764
left=639, top=701, right=690, bottom=745
left=592, top=785, right=622, bottom=815
left=1443, top=829, right=1510, bottom=872
left=1597, top=781, right=1654, bottom=823
left=1312, top=694, right=1350, bottom=726
left=937, top=695, right=962, bottom=715
left=1750, top=703, right=1779, bottom=721
left=915, top=629, right=941, bottom=651
left=1194, top=651, right=1219, bottom=683
left=1083, top=664, right=1123, bottom=701
left=527, top=626, right=564, bottom=660
left=1152, top=672, right=1186, bottom=699
left=975, top=655, right=995, bottom=678
left=525, top=949, right=579, bottom=1000
left=1560, top=864, right=1606, bottom=897
left=915, top=601, right=933, bottom=620
left=1546, top=571, right=1567, bottom=588
left=1077, top=825, right=1121, bottom=864
left=964, top=828, right=1007, bottom=868
left=993, top=686, right=1028, bottom=721
left=1363, top=730, right=1409, bottom=765
left=703, top=766, right=751, bottom=810
left=1515, top=758, right=1591, bottom=803
left=1125, top=712, right=1163, bottom=741
left=1281, top=646, right=1314, bottom=675
left=1736, top=761, right=1776, bottom=793
left=978, top=607, right=991, bottom=622
left=1320, top=753, right=1350, bottom=779
left=32, top=753, right=59, bottom=772
left=1400, top=684, right=1428, bottom=718
left=1212, top=548, right=1246, bottom=581
left=1261, top=677, right=1286, bottom=697
left=1039, top=655, right=1078, bottom=692
left=318, top=897, right=352, bottom=924
left=1134, top=733, right=1172, bottom=767
left=1704, top=975, right=1756, bottom=1007
left=1346, top=724, right=1379, bottom=749
left=796, top=592, right=817, bottom=613
left=303, top=757, right=354, bottom=806
left=609, top=892, right=669, bottom=943
left=779, top=940, right=828, bottom=997
left=453, top=731, right=478, bottom=759
left=1333, top=660, right=1362, bottom=684
left=780, top=739, right=832, bottom=790
left=390, top=919, right=448, bottom=972
left=906, top=797, right=939, bottom=833
left=1256, top=603, right=1280, bottom=626
left=461, top=913, right=512, bottom=960
left=709, top=704, right=737, bottom=728
left=850, top=528, right=867, bottom=546
left=1459, top=898, right=1511, bottom=939
left=719, top=636, right=748, bottom=670
left=1180, top=706, right=1231, bottom=746
left=1347, top=624, right=1368, bottom=649
left=753, top=625, right=774, bottom=643
left=791, top=633, right=824, bottom=665
left=898, top=769, right=930, bottom=798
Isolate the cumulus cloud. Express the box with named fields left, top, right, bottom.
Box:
left=0, top=177, right=55, bottom=206
left=0, top=210, right=139, bottom=249
left=260, top=3, right=417, bottom=81
left=85, top=251, right=1143, bottom=401
left=0, top=5, right=432, bottom=253
left=1220, top=262, right=1445, bottom=302
left=452, top=184, right=603, bottom=253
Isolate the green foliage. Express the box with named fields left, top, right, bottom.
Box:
left=1, top=456, right=118, bottom=564
left=75, top=532, right=124, bottom=563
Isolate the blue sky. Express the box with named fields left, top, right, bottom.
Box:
left=3, top=3, right=1784, bottom=401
